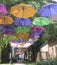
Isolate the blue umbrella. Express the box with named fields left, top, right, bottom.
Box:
left=2, top=25, right=14, bottom=31
left=0, top=25, right=14, bottom=34
left=10, top=39, right=26, bottom=43
left=14, top=18, right=32, bottom=26
left=30, top=32, right=42, bottom=38
left=38, top=3, right=57, bottom=17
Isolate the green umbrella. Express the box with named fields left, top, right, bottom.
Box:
left=8, top=35, right=18, bottom=40
left=15, top=27, right=30, bottom=33
left=32, top=17, right=51, bottom=26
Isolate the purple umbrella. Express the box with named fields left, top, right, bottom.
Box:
left=14, top=18, right=32, bottom=26
left=30, top=32, right=42, bottom=38
left=10, top=39, right=26, bottom=43
left=0, top=25, right=14, bottom=34
left=0, top=3, right=8, bottom=15
left=38, top=3, right=57, bottom=17
left=31, top=26, right=45, bottom=32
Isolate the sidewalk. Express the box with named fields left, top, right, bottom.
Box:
left=15, top=63, right=26, bottom=65
left=0, top=63, right=26, bottom=65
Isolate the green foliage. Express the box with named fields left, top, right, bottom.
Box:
left=1, top=43, right=11, bottom=63
left=36, top=57, right=57, bottom=65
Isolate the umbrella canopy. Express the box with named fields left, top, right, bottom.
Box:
left=8, top=35, right=18, bottom=40
left=10, top=39, right=34, bottom=48
left=0, top=3, right=8, bottom=15
left=31, top=26, right=45, bottom=32
left=14, top=18, right=32, bottom=26
left=30, top=32, right=42, bottom=38
left=32, top=17, right=51, bottom=26
left=15, top=27, right=30, bottom=33
left=2, top=31, right=13, bottom=35
left=16, top=32, right=29, bottom=40
left=38, top=3, right=57, bottom=17
left=1, top=25, right=14, bottom=35
left=10, top=4, right=36, bottom=18
left=0, top=16, right=13, bottom=24
left=10, top=39, right=26, bottom=43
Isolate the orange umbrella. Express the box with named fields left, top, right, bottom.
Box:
left=10, top=4, right=36, bottom=18
left=17, top=32, right=29, bottom=40
left=0, top=16, right=13, bottom=24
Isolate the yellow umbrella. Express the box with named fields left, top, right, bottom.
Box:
left=10, top=4, right=36, bottom=18
left=16, top=32, right=29, bottom=40
left=0, top=16, right=13, bottom=24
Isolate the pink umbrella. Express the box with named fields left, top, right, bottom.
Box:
left=0, top=3, right=8, bottom=15
left=31, top=26, right=45, bottom=32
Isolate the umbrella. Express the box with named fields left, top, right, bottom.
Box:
left=30, top=32, right=42, bottom=38
left=14, top=18, right=32, bottom=26
left=32, top=17, right=51, bottom=26
left=2, top=31, right=13, bottom=35
left=0, top=16, right=13, bottom=24
left=15, top=27, right=30, bottom=33
left=38, top=3, right=57, bottom=17
left=10, top=39, right=26, bottom=43
left=0, top=3, right=8, bottom=15
left=31, top=26, right=45, bottom=32
left=8, top=35, right=18, bottom=40
left=10, top=39, right=34, bottom=48
left=10, top=4, right=36, bottom=18
left=0, top=25, right=14, bottom=35
left=16, top=32, right=29, bottom=40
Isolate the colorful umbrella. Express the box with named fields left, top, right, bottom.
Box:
left=10, top=39, right=34, bottom=48
left=14, top=18, right=32, bottom=26
left=8, top=35, right=18, bottom=40
left=38, top=3, right=57, bottom=17
left=30, top=32, right=42, bottom=38
left=10, top=4, right=36, bottom=18
left=2, top=25, right=14, bottom=34
left=0, top=3, right=8, bottom=15
left=0, top=16, right=13, bottom=24
left=31, top=26, right=45, bottom=32
left=15, top=27, right=30, bottom=33
left=10, top=39, right=26, bottom=43
left=16, top=32, right=29, bottom=40
left=32, top=17, right=51, bottom=26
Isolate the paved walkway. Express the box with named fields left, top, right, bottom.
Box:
left=0, top=63, right=26, bottom=65
left=15, top=63, right=26, bottom=65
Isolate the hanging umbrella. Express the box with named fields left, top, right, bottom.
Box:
left=31, top=26, right=45, bottom=32
left=10, top=4, right=36, bottom=18
left=16, top=32, right=29, bottom=40
left=32, top=17, right=51, bottom=26
left=0, top=3, right=8, bottom=15
left=15, top=27, right=30, bottom=33
left=38, top=3, right=57, bottom=17
left=0, top=25, right=14, bottom=35
left=30, top=32, right=42, bottom=38
left=14, top=18, right=32, bottom=26
left=0, top=16, right=13, bottom=24
left=10, top=39, right=26, bottom=43
left=10, top=39, right=34, bottom=48
left=18, top=39, right=34, bottom=48
left=8, top=35, right=18, bottom=40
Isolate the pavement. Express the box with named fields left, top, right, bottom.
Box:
left=14, top=63, right=26, bottom=65
left=0, top=63, right=26, bottom=65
